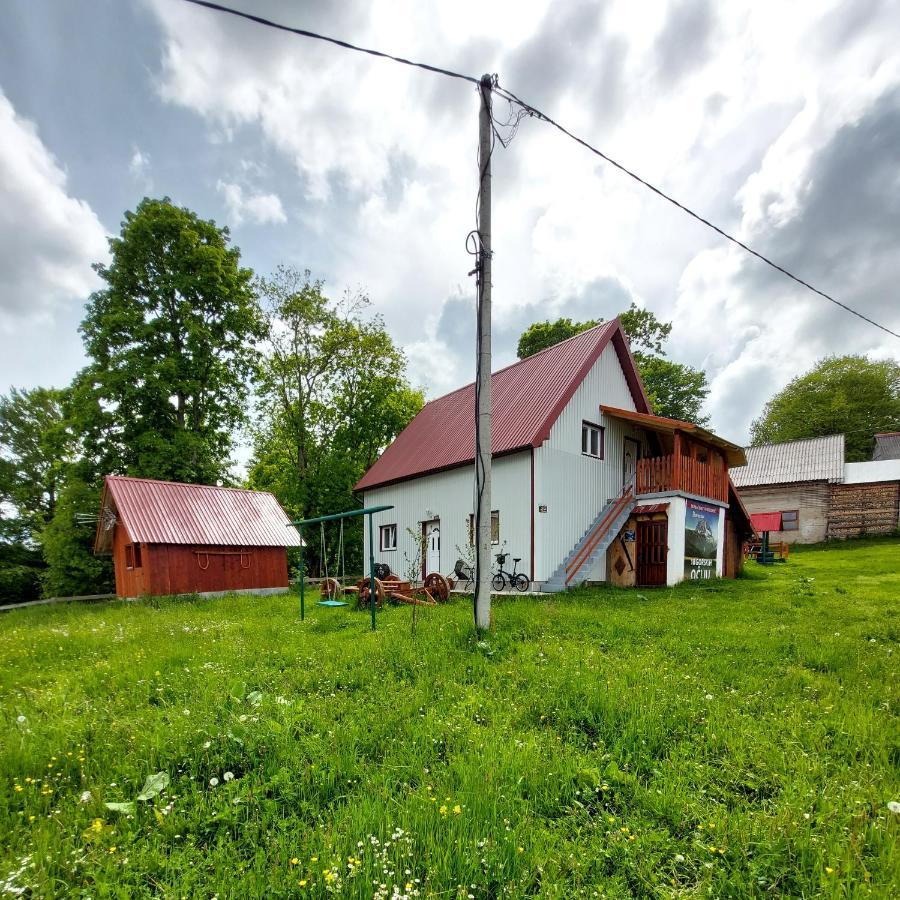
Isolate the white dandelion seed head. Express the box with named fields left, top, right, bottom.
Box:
left=80, top=791, right=92, bottom=804
left=209, top=777, right=219, bottom=787
left=17, top=715, right=26, bottom=723
left=223, top=772, right=234, bottom=782
left=888, top=801, right=900, bottom=814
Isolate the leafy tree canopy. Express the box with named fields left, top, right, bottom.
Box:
left=516, top=304, right=708, bottom=423
left=750, top=355, right=900, bottom=462
left=78, top=197, right=263, bottom=484
left=0, top=387, right=70, bottom=544
left=248, top=267, right=423, bottom=574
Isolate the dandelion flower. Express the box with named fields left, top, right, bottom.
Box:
left=439, top=805, right=448, bottom=815
left=825, top=867, right=835, bottom=875
left=290, top=858, right=299, bottom=866
left=299, top=880, right=307, bottom=887
left=453, top=804, right=462, bottom=815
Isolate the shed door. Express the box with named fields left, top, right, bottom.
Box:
left=636, top=519, right=668, bottom=586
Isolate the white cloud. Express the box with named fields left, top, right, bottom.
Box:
left=216, top=179, right=287, bottom=225
left=129, top=145, right=153, bottom=190
left=0, top=89, right=107, bottom=332
left=144, top=0, right=900, bottom=441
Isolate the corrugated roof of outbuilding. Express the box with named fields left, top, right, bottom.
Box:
left=94, top=476, right=303, bottom=552
left=730, top=435, right=845, bottom=487
left=872, top=432, right=900, bottom=461
left=355, top=320, right=651, bottom=491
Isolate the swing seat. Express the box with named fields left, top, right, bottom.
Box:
left=317, top=599, right=348, bottom=607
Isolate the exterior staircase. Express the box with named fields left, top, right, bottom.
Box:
left=542, top=481, right=636, bottom=593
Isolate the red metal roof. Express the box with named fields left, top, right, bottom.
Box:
left=94, top=476, right=303, bottom=552
left=355, top=320, right=650, bottom=491
left=750, top=511, right=782, bottom=533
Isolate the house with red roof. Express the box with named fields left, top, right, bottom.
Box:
left=94, top=476, right=303, bottom=598
left=355, top=320, right=753, bottom=590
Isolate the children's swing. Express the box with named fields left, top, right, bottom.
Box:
left=317, top=519, right=349, bottom=607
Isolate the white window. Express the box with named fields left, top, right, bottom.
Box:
left=379, top=524, right=397, bottom=551
left=468, top=511, right=500, bottom=545
left=582, top=421, right=604, bottom=458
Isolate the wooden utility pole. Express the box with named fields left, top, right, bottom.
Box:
left=474, top=74, right=493, bottom=630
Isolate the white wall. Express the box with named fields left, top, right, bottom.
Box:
left=665, top=497, right=726, bottom=586
left=534, top=343, right=644, bottom=581
left=363, top=451, right=532, bottom=580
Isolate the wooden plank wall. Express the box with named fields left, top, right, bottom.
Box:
left=723, top=512, right=744, bottom=579
left=736, top=483, right=830, bottom=544
left=146, top=545, right=289, bottom=596
left=827, top=482, right=900, bottom=539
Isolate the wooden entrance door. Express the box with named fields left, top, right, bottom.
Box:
left=636, top=519, right=668, bottom=586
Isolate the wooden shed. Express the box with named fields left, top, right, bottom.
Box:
left=94, top=476, right=303, bottom=599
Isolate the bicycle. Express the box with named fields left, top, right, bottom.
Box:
left=492, top=552, right=530, bottom=593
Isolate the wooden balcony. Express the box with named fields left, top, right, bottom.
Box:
left=636, top=454, right=728, bottom=503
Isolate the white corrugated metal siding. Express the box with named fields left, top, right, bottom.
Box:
left=363, top=451, right=532, bottom=580
left=534, top=344, right=644, bottom=581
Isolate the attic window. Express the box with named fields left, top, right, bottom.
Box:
left=582, top=422, right=604, bottom=459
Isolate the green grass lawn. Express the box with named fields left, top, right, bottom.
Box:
left=1, top=539, right=898, bottom=898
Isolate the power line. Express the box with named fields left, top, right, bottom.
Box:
left=493, top=85, right=900, bottom=341
left=178, top=0, right=900, bottom=342
left=179, top=0, right=479, bottom=85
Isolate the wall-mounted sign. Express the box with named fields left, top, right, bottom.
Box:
left=623, top=529, right=635, bottom=542
left=684, top=500, right=719, bottom=580
left=538, top=504, right=548, bottom=513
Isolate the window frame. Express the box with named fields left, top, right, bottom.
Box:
left=581, top=421, right=605, bottom=459
left=780, top=510, right=799, bottom=532
left=468, top=510, right=500, bottom=545
left=379, top=523, right=398, bottom=552
left=124, top=543, right=142, bottom=570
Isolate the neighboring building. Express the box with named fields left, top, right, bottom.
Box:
left=732, top=436, right=900, bottom=542
left=828, top=459, right=900, bottom=539
left=94, top=476, right=303, bottom=598
left=872, top=432, right=900, bottom=461
left=355, top=320, right=753, bottom=590
left=730, top=435, right=844, bottom=544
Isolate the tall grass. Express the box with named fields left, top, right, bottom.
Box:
left=1, top=538, right=898, bottom=897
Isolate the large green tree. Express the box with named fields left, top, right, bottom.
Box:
left=78, top=197, right=263, bottom=483
left=516, top=304, right=709, bottom=423
left=42, top=198, right=263, bottom=596
left=751, top=355, right=900, bottom=461
left=248, top=267, right=423, bottom=573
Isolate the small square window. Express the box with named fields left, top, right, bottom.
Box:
left=468, top=511, right=500, bottom=545
left=124, top=544, right=141, bottom=569
left=781, top=510, right=799, bottom=531
left=581, top=422, right=604, bottom=458
left=379, top=524, right=397, bottom=551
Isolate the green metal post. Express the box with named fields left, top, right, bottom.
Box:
left=368, top=511, right=376, bottom=631
left=298, top=524, right=305, bottom=620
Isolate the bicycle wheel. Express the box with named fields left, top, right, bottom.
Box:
left=514, top=573, right=530, bottom=593
left=491, top=573, right=505, bottom=592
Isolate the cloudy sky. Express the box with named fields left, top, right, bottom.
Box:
left=2, top=0, right=899, bottom=447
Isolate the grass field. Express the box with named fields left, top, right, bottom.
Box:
left=1, top=539, right=898, bottom=898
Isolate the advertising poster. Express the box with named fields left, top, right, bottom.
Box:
left=684, top=500, right=719, bottom=579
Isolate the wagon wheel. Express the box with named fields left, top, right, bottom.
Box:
left=357, top=577, right=385, bottom=610
left=423, top=572, right=450, bottom=603
left=320, top=577, right=342, bottom=600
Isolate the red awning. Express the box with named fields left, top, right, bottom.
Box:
left=750, top=511, right=782, bottom=533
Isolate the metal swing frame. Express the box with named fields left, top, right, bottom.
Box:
left=288, top=504, right=393, bottom=631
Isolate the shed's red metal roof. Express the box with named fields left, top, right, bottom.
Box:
left=94, top=476, right=303, bottom=551
left=355, top=320, right=650, bottom=491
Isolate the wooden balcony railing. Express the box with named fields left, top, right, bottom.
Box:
left=636, top=454, right=728, bottom=503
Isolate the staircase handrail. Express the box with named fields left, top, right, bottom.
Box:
left=564, top=475, right=635, bottom=585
